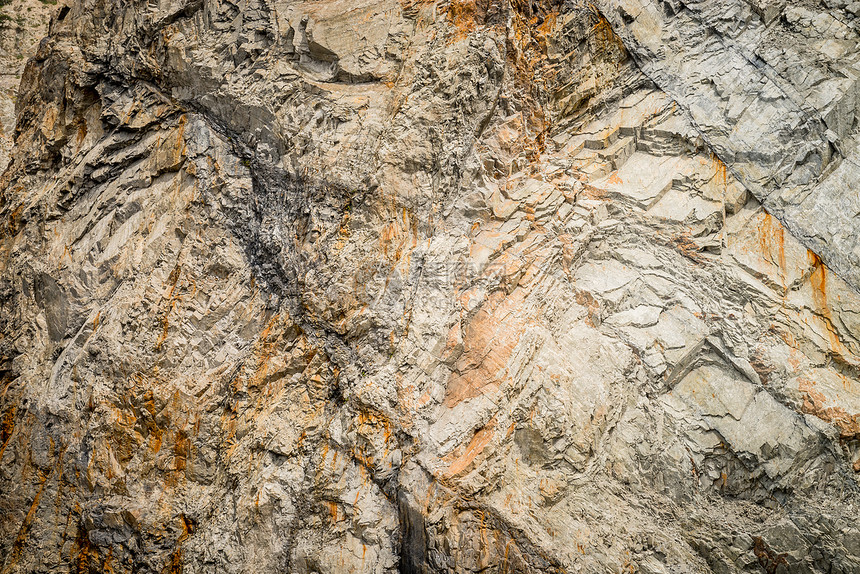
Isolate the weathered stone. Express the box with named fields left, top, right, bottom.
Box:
left=2, top=1, right=860, bottom=573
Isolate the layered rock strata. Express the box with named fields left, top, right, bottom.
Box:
left=1, top=1, right=860, bottom=573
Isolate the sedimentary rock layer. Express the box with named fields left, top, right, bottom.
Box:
left=1, top=1, right=859, bottom=573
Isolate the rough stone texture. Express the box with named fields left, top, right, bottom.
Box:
left=595, top=0, right=860, bottom=293
left=1, top=1, right=860, bottom=573
left=0, top=0, right=52, bottom=171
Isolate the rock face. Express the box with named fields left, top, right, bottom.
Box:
left=596, top=0, right=860, bottom=300
left=1, top=1, right=860, bottom=573
left=0, top=0, right=52, bottom=171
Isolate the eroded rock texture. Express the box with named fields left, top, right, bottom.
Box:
left=0, top=0, right=51, bottom=171
left=1, top=1, right=860, bottom=573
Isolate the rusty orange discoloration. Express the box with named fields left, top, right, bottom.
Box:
left=749, top=347, right=775, bottom=385
left=798, top=376, right=860, bottom=441
left=348, top=408, right=397, bottom=471
left=579, top=184, right=607, bottom=200
left=5, top=445, right=67, bottom=571
left=445, top=0, right=507, bottom=38
left=575, top=290, right=600, bottom=327
left=807, top=251, right=849, bottom=360
left=74, top=523, right=102, bottom=574
left=0, top=405, right=16, bottom=462
left=74, top=118, right=88, bottom=148
left=445, top=290, right=533, bottom=406
left=758, top=213, right=787, bottom=287
left=6, top=471, right=49, bottom=567
left=606, top=171, right=623, bottom=185
left=163, top=514, right=195, bottom=574
left=173, top=430, right=189, bottom=472
left=809, top=252, right=828, bottom=309
left=667, top=230, right=706, bottom=263
left=713, top=155, right=728, bottom=187
left=444, top=417, right=497, bottom=478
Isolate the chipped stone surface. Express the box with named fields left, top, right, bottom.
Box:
left=0, top=0, right=51, bottom=171
left=595, top=0, right=860, bottom=292
left=1, top=1, right=860, bottom=573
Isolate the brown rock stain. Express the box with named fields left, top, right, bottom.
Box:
left=5, top=445, right=66, bottom=572
left=752, top=536, right=789, bottom=574
left=0, top=405, right=16, bottom=461
left=667, top=230, right=706, bottom=263
left=73, top=524, right=102, bottom=574
left=173, top=429, right=189, bottom=472
left=713, top=155, right=728, bottom=187
left=162, top=514, right=195, bottom=574
left=5, top=470, right=49, bottom=570
left=806, top=251, right=851, bottom=362
left=575, top=290, right=600, bottom=326
left=446, top=0, right=500, bottom=38
left=798, top=376, right=860, bottom=442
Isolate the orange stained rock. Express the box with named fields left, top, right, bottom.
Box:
left=606, top=171, right=623, bottom=185
left=713, top=155, right=728, bottom=187
left=757, top=212, right=787, bottom=288
left=667, top=230, right=706, bottom=263
left=163, top=514, right=195, bottom=574
left=246, top=314, right=283, bottom=388
left=537, top=8, right=558, bottom=36
left=40, top=104, right=59, bottom=135
left=6, top=471, right=48, bottom=568
left=580, top=184, right=607, bottom=200
left=173, top=430, right=189, bottom=472
left=73, top=523, right=102, bottom=574
left=446, top=0, right=495, bottom=38
left=775, top=324, right=799, bottom=349
left=798, top=376, right=860, bottom=441
left=355, top=408, right=394, bottom=451
left=809, top=252, right=828, bottom=309
left=588, top=9, right=627, bottom=56
left=439, top=320, right=463, bottom=364
left=575, top=289, right=600, bottom=327
left=74, top=118, right=88, bottom=148
left=0, top=405, right=15, bottom=462
left=806, top=251, right=850, bottom=360
left=444, top=289, right=533, bottom=406
left=5, top=441, right=67, bottom=572
left=152, top=115, right=188, bottom=174
left=379, top=210, right=415, bottom=261
left=444, top=417, right=497, bottom=478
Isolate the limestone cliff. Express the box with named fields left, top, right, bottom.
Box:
left=1, top=1, right=860, bottom=573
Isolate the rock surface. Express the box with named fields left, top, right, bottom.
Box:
left=1, top=1, right=860, bottom=573
left=0, top=0, right=51, bottom=171
left=596, top=0, right=860, bottom=292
